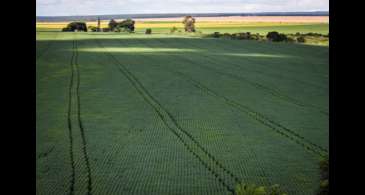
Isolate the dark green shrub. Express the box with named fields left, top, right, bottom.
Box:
left=266, top=31, right=280, bottom=41
left=62, top=27, right=72, bottom=32
left=297, top=36, right=306, bottom=43
left=212, top=32, right=221, bottom=38
left=230, top=32, right=251, bottom=40
left=113, top=27, right=121, bottom=32
left=235, top=183, right=287, bottom=195
left=267, top=184, right=287, bottom=195
left=318, top=156, right=329, bottom=195
left=117, top=19, right=135, bottom=32
left=108, top=19, right=118, bottom=31
left=222, top=33, right=232, bottom=38
left=287, top=37, right=295, bottom=43
left=145, top=28, right=152, bottom=34
left=88, top=26, right=98, bottom=32
left=236, top=32, right=250, bottom=40
left=305, top=32, right=322, bottom=37
left=63, top=22, right=87, bottom=32
left=235, top=183, right=266, bottom=195
left=319, top=179, right=329, bottom=195
left=102, top=28, right=110, bottom=32
left=250, top=33, right=261, bottom=40
left=233, top=32, right=264, bottom=41
left=107, top=19, right=135, bottom=32
left=170, top=26, right=178, bottom=33
left=266, top=31, right=288, bottom=42
left=319, top=157, right=329, bottom=180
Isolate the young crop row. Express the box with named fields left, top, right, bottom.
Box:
left=36, top=32, right=58, bottom=62
left=115, top=37, right=275, bottom=187
left=179, top=36, right=328, bottom=90
left=170, top=69, right=327, bottom=158
left=118, top=37, right=323, bottom=192
left=168, top=37, right=328, bottom=115
left=130, top=36, right=327, bottom=156
left=94, top=38, right=245, bottom=194
left=129, top=36, right=326, bottom=155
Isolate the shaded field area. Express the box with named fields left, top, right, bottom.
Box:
left=36, top=32, right=328, bottom=195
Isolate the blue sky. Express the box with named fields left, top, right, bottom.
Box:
left=36, top=0, right=329, bottom=16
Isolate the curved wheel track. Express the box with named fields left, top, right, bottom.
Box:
left=67, top=35, right=93, bottom=195
left=94, top=38, right=245, bottom=194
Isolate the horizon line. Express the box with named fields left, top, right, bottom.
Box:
left=36, top=10, right=329, bottom=17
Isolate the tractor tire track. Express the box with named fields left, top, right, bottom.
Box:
left=37, top=146, right=55, bottom=160
left=202, top=38, right=328, bottom=89
left=186, top=57, right=328, bottom=116
left=129, top=37, right=327, bottom=155
left=193, top=55, right=329, bottom=116
left=94, top=39, right=239, bottom=194
left=67, top=36, right=93, bottom=195
left=74, top=39, right=93, bottom=195
left=67, top=39, right=76, bottom=195
left=128, top=37, right=271, bottom=182
left=171, top=70, right=328, bottom=157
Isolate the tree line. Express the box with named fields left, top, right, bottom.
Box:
left=62, top=16, right=197, bottom=33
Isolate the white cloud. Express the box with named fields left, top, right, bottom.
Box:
left=36, top=0, right=329, bottom=16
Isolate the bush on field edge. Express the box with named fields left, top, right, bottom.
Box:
left=235, top=183, right=287, bottom=195
left=62, top=22, right=87, bottom=32
left=266, top=31, right=288, bottom=42
left=145, top=28, right=152, bottom=34
left=170, top=26, right=179, bottom=33
left=206, top=31, right=328, bottom=45
left=318, top=156, right=329, bottom=195
left=297, top=36, right=306, bottom=43
left=207, top=32, right=264, bottom=41
left=88, top=26, right=98, bottom=32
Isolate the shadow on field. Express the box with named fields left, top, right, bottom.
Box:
left=37, top=36, right=329, bottom=66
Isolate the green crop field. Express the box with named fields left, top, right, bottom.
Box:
left=36, top=31, right=328, bottom=195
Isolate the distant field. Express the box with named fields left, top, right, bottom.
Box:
left=37, top=31, right=328, bottom=195
left=36, top=16, right=329, bottom=35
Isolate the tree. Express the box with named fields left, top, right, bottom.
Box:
left=108, top=19, right=118, bottom=31
left=108, top=19, right=135, bottom=32
left=170, top=26, right=178, bottom=33
left=145, top=28, right=152, bottom=34
left=266, top=31, right=287, bottom=42
left=182, top=16, right=196, bottom=32
left=88, top=26, right=98, bottom=32
left=117, top=19, right=135, bottom=32
left=97, top=17, right=101, bottom=32
left=62, top=22, right=87, bottom=32
left=297, top=36, right=306, bottom=43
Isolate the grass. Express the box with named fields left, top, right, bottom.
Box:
left=36, top=32, right=328, bottom=195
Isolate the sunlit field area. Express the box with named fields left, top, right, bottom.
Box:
left=36, top=16, right=329, bottom=35
left=36, top=28, right=328, bottom=194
